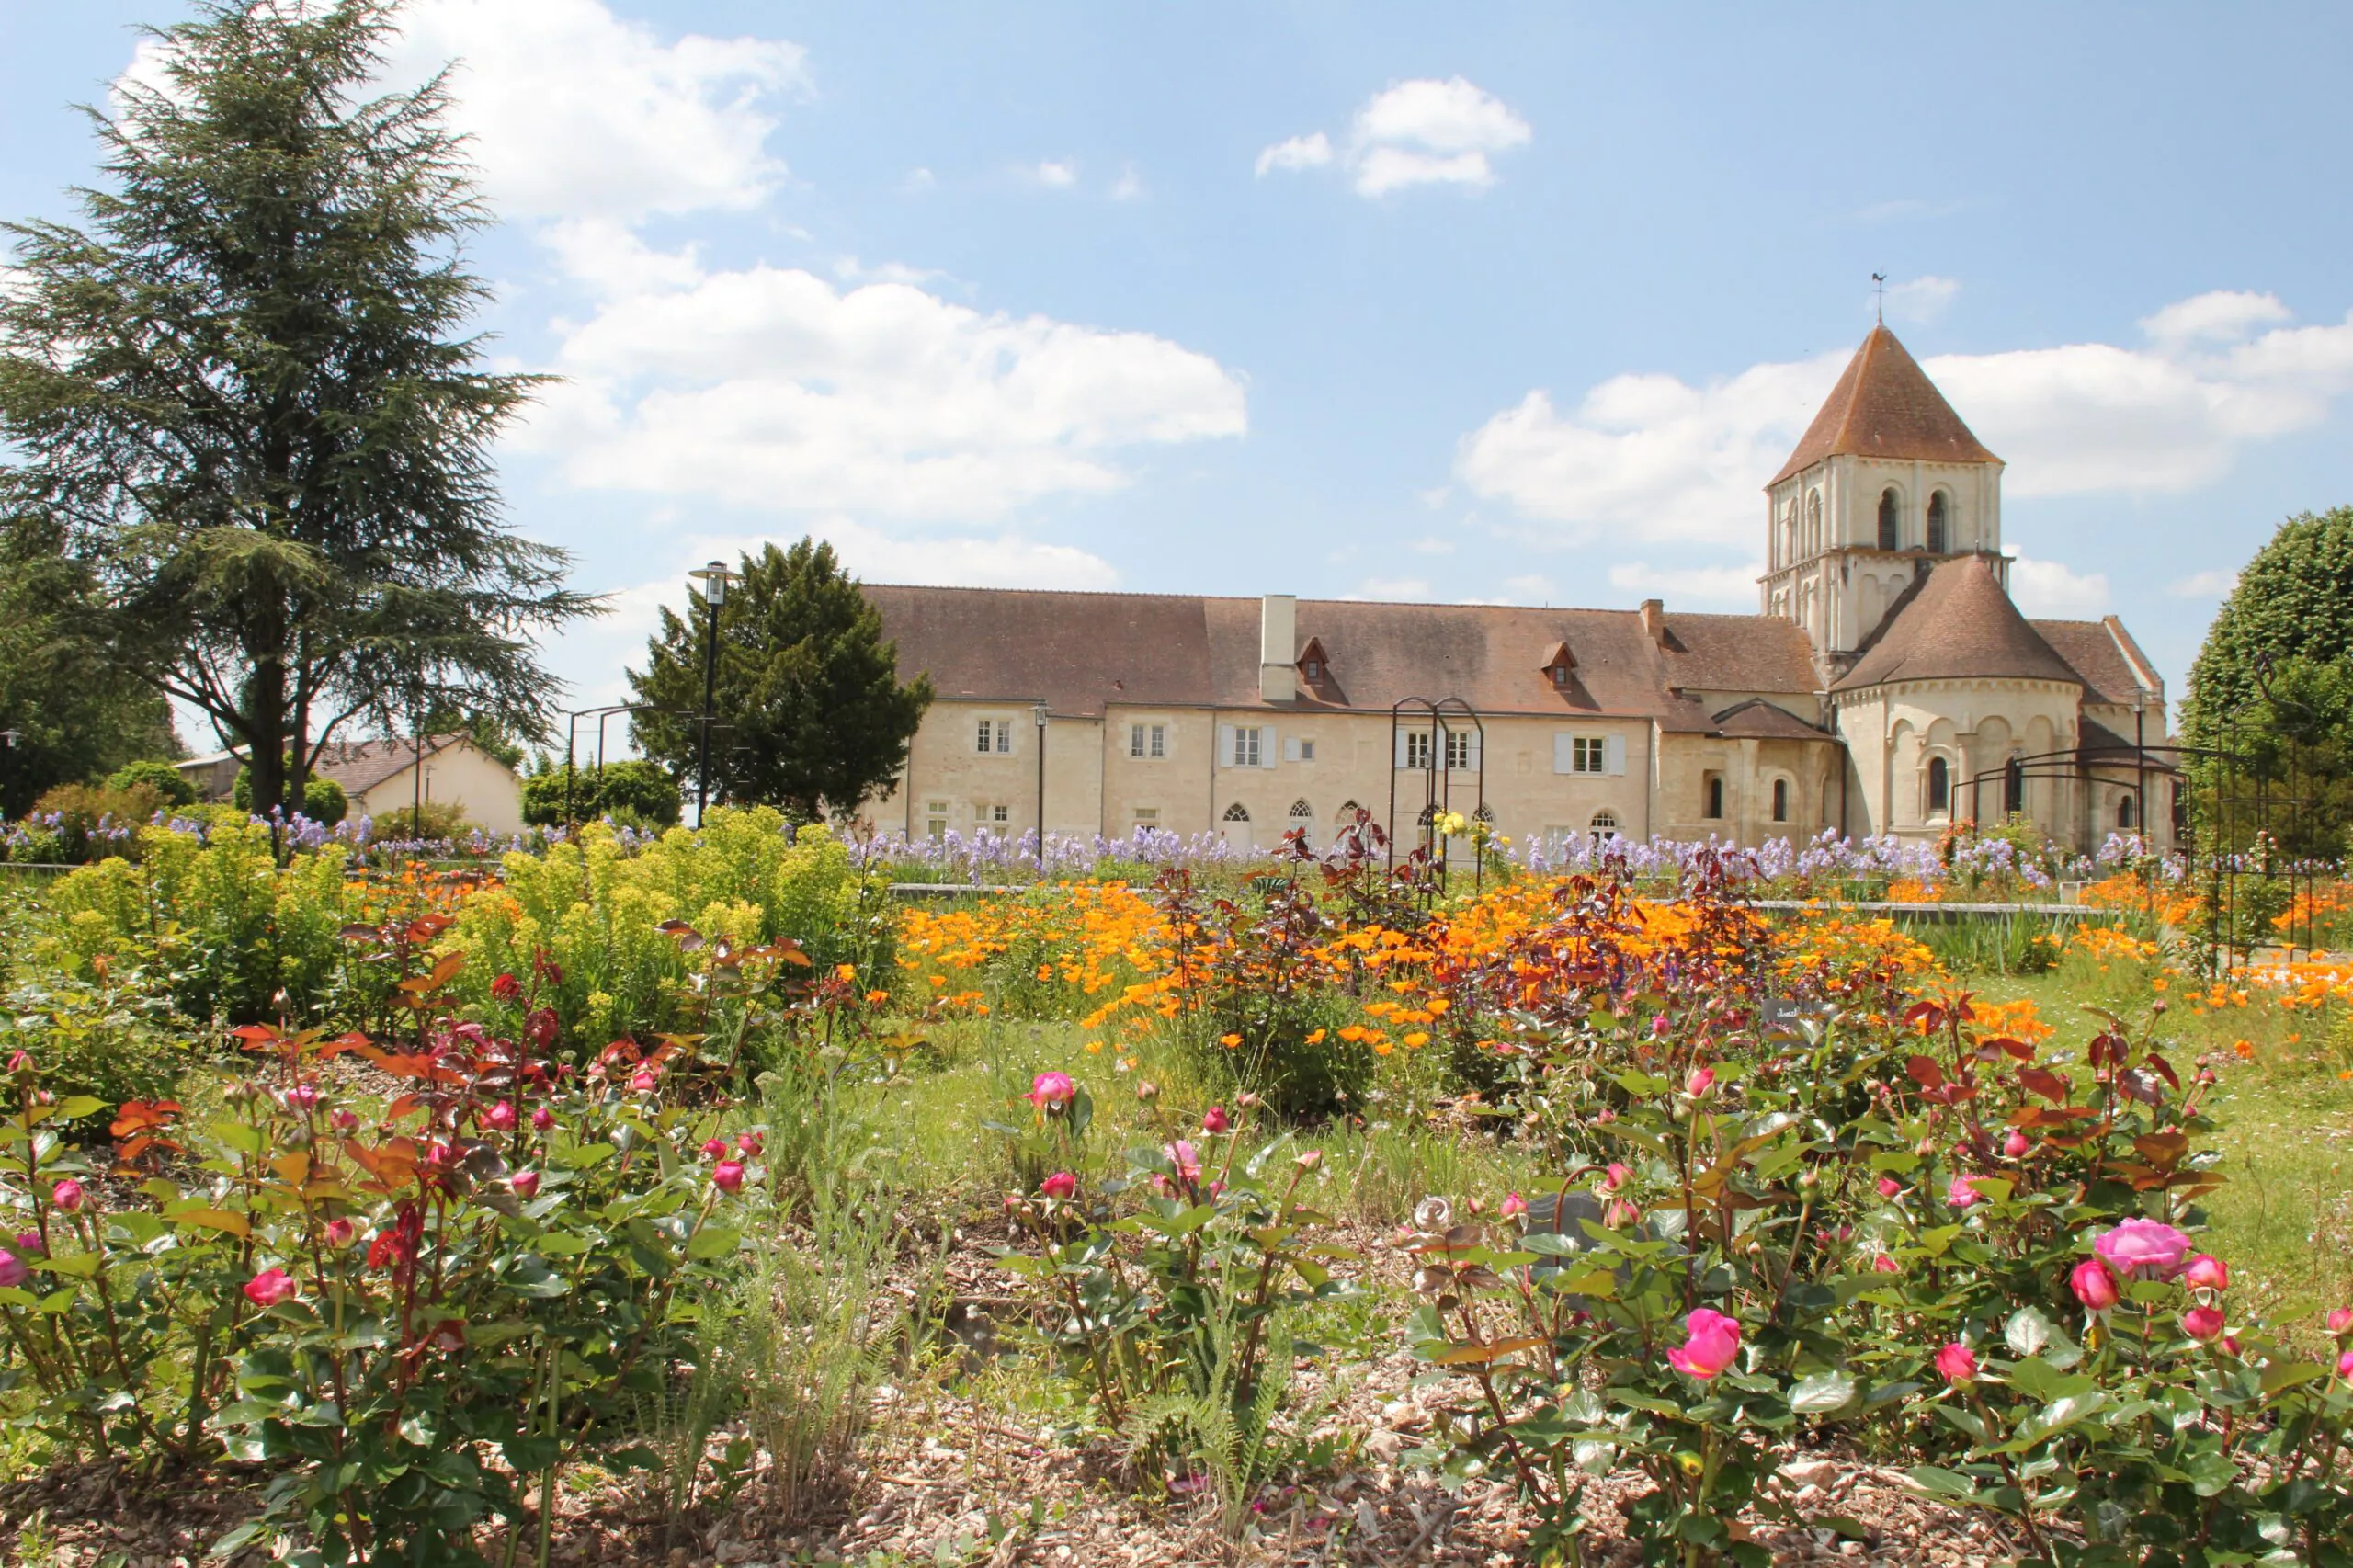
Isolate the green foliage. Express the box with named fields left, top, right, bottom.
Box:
left=103, top=759, right=196, bottom=809
left=0, top=960, right=185, bottom=1121
left=0, top=540, right=179, bottom=818
left=230, top=763, right=349, bottom=824
left=447, top=810, right=892, bottom=1047
left=0, top=0, right=592, bottom=822
left=627, top=540, right=932, bottom=820
left=521, top=756, right=682, bottom=828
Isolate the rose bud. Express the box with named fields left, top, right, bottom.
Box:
left=711, top=1160, right=746, bottom=1194
left=735, top=1131, right=763, bottom=1155
left=1684, top=1066, right=1715, bottom=1098
left=1201, top=1105, right=1231, bottom=1134
left=324, top=1218, right=357, bottom=1246
left=5, top=1051, right=32, bottom=1074
left=1603, top=1163, right=1631, bottom=1192
left=284, top=1085, right=320, bottom=1111
left=243, top=1267, right=298, bottom=1308
left=629, top=1068, right=659, bottom=1093
left=2339, top=1349, right=2353, bottom=1381
left=700, top=1138, right=728, bottom=1160
left=1040, top=1171, right=1077, bottom=1199
left=1877, top=1176, right=1903, bottom=1199
left=511, top=1170, right=540, bottom=1200
left=1500, top=1192, right=1529, bottom=1221
left=0, top=1248, right=26, bottom=1289
left=2184, top=1254, right=2230, bottom=1291
left=1293, top=1150, right=1322, bottom=1171
left=332, top=1109, right=359, bottom=1133
left=530, top=1106, right=555, bottom=1132
left=483, top=1102, right=517, bottom=1132
left=1872, top=1254, right=1899, bottom=1274
left=50, top=1178, right=85, bottom=1213
left=2071, top=1257, right=2121, bottom=1311
left=2330, top=1307, right=2353, bottom=1335
left=2182, top=1305, right=2226, bottom=1342
left=1935, top=1342, right=1979, bottom=1383
left=2003, top=1130, right=2030, bottom=1159
left=14, top=1232, right=42, bottom=1257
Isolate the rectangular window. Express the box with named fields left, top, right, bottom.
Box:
left=1299, top=739, right=1313, bottom=762
left=1571, top=736, right=1606, bottom=774
left=1283, top=736, right=1317, bottom=763
left=924, top=801, right=949, bottom=841
left=986, top=803, right=1010, bottom=825
left=1149, top=724, right=1165, bottom=759
left=1132, top=807, right=1159, bottom=832
left=1446, top=733, right=1472, bottom=770
left=976, top=718, right=1011, bottom=755
left=1232, top=726, right=1263, bottom=767
left=1130, top=722, right=1166, bottom=759
left=1404, top=731, right=1432, bottom=770
left=1129, top=722, right=1146, bottom=758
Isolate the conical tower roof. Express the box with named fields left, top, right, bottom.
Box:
left=1832, top=555, right=2080, bottom=692
left=1770, top=325, right=1999, bottom=486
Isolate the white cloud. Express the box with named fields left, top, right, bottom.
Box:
left=1029, top=160, right=1078, bottom=187
left=2009, top=557, right=2110, bottom=618
left=1498, top=573, right=1557, bottom=602
left=1109, top=165, right=1144, bottom=201
left=1257, top=77, right=1529, bottom=197
left=1882, top=275, right=1959, bottom=325
left=384, top=0, right=805, bottom=222
left=1353, top=576, right=1435, bottom=600
left=2167, top=568, right=2240, bottom=598
left=832, top=255, right=949, bottom=288
left=2141, top=290, right=2291, bottom=350
left=1457, top=290, right=2353, bottom=544
left=517, top=262, right=1248, bottom=520
left=1608, top=561, right=1765, bottom=607
left=1255, top=132, right=1332, bottom=177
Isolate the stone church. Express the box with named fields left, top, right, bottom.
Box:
left=862, top=326, right=2173, bottom=855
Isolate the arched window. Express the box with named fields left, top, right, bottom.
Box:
left=1704, top=775, right=1723, bottom=819
left=1877, top=487, right=1900, bottom=551
left=1473, top=803, right=1495, bottom=824
left=1805, top=491, right=1823, bottom=554
left=1927, top=491, right=1949, bottom=553
left=2118, top=795, right=2135, bottom=829
left=1288, top=799, right=1313, bottom=820
left=1771, top=778, right=1789, bottom=822
left=1589, top=810, right=1620, bottom=842
left=1927, top=756, right=1950, bottom=814
left=1334, top=798, right=1362, bottom=821
left=2004, top=757, right=2025, bottom=817
left=1222, top=802, right=1250, bottom=823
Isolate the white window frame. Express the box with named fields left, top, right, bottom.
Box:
left=1553, top=732, right=1627, bottom=777
left=1148, top=723, right=1165, bottom=759
left=1445, top=732, right=1472, bottom=771
left=1403, top=731, right=1433, bottom=770
left=923, top=801, right=949, bottom=840
left=975, top=717, right=1013, bottom=756
left=1233, top=726, right=1263, bottom=767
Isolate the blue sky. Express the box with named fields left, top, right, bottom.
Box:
left=6, top=1, right=2353, bottom=733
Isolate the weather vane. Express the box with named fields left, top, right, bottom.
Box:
left=1871, top=272, right=1887, bottom=324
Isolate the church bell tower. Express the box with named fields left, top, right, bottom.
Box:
left=1761, top=325, right=2007, bottom=668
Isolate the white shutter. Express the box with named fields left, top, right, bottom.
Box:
left=1283, top=735, right=1302, bottom=763
left=1463, top=733, right=1483, bottom=772
left=1217, top=724, right=1236, bottom=768
left=1396, top=731, right=1415, bottom=769
left=1261, top=727, right=1279, bottom=767
left=1552, top=733, right=1574, bottom=775
left=1605, top=734, right=1626, bottom=776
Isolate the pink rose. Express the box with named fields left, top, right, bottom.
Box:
left=2071, top=1257, right=2121, bottom=1311
left=284, top=1085, right=319, bottom=1111
left=1665, top=1308, right=1741, bottom=1381
left=50, top=1179, right=84, bottom=1213
left=1872, top=1254, right=1899, bottom=1275
left=2182, top=1305, right=2225, bottom=1342
left=1877, top=1176, right=1902, bottom=1199
left=2003, top=1130, right=2030, bottom=1159
left=2094, top=1219, right=2192, bottom=1280
left=1026, top=1072, right=1077, bottom=1110
left=1200, top=1105, right=1230, bottom=1134
left=2184, top=1254, right=2229, bottom=1291
left=2338, top=1349, right=2353, bottom=1381
left=1165, top=1140, right=1201, bottom=1184
left=736, top=1131, right=763, bottom=1155
left=243, top=1267, right=297, bottom=1308
left=0, top=1248, right=26, bottom=1289
left=332, top=1108, right=360, bottom=1133
left=711, top=1160, right=746, bottom=1194
left=1603, top=1163, right=1631, bottom=1192
left=1604, top=1198, right=1641, bottom=1230
left=530, top=1106, right=554, bottom=1131
left=699, top=1137, right=728, bottom=1160
left=511, top=1170, right=540, bottom=1200
left=1935, top=1342, right=1979, bottom=1383
left=14, top=1232, right=41, bottom=1257
left=1947, top=1175, right=1984, bottom=1209
left=324, top=1218, right=357, bottom=1246
left=6, top=1051, right=32, bottom=1074
left=483, top=1101, right=517, bottom=1132
left=2331, top=1307, right=2353, bottom=1335
left=1685, top=1066, right=1715, bottom=1098
left=628, top=1069, right=658, bottom=1093
left=1500, top=1192, right=1528, bottom=1221
left=1040, top=1170, right=1077, bottom=1199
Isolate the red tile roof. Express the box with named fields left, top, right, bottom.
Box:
left=1770, top=326, right=1999, bottom=486
left=2030, top=618, right=2165, bottom=708
left=863, top=586, right=1824, bottom=722
left=1832, top=556, right=2083, bottom=692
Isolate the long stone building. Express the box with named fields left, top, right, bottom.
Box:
left=862, top=325, right=2174, bottom=854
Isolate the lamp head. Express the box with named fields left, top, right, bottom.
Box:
left=1031, top=700, right=1049, bottom=729
left=688, top=559, right=736, bottom=608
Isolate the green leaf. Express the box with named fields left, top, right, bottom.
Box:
left=2005, top=1306, right=2054, bottom=1358
left=685, top=1225, right=741, bottom=1261
left=1789, top=1370, right=1858, bottom=1415
left=1907, top=1465, right=1982, bottom=1501
left=52, top=1096, right=103, bottom=1120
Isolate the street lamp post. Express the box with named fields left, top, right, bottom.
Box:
left=688, top=561, right=737, bottom=827
left=1031, top=700, right=1049, bottom=863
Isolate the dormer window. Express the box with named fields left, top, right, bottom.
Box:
left=1540, top=641, right=1575, bottom=688
left=1549, top=664, right=1571, bottom=687
left=1302, top=659, right=1324, bottom=681
left=1294, top=636, right=1331, bottom=687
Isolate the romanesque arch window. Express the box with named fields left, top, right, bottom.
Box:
left=1704, top=774, right=1724, bottom=819
left=1771, top=778, right=1789, bottom=822
left=1927, top=756, right=1950, bottom=814
left=2118, top=795, right=2135, bottom=830
left=2004, top=757, right=2025, bottom=817
left=1805, top=491, right=1823, bottom=554
left=1877, top=487, right=1900, bottom=551
left=1927, top=491, right=1949, bottom=553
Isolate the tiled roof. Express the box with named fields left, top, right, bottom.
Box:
left=863, top=586, right=1823, bottom=722
left=1770, top=326, right=1999, bottom=486
left=1709, top=698, right=1833, bottom=741
left=1832, top=556, right=2084, bottom=692
left=313, top=735, right=463, bottom=797
left=2032, top=618, right=2165, bottom=708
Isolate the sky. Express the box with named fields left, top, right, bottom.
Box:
left=5, top=0, right=2353, bottom=743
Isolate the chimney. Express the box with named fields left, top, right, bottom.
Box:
left=1258, top=594, right=1297, bottom=703
left=1639, top=598, right=1665, bottom=643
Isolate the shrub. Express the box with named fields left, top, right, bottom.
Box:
left=22, top=782, right=163, bottom=862
left=105, top=759, right=197, bottom=808
left=520, top=757, right=682, bottom=828
left=231, top=765, right=350, bottom=824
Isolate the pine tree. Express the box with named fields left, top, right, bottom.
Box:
left=0, top=0, right=594, bottom=820
left=627, top=540, right=932, bottom=821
